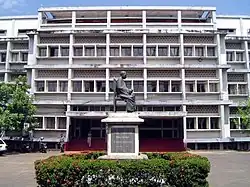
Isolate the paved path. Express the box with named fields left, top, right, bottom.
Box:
left=0, top=152, right=60, bottom=187
left=0, top=151, right=250, bottom=187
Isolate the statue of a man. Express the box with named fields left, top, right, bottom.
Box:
left=116, top=71, right=136, bottom=112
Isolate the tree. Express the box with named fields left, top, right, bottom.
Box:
left=0, top=76, right=37, bottom=135
left=236, top=97, right=250, bottom=133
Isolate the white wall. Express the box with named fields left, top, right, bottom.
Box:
left=217, top=16, right=250, bottom=37
left=0, top=16, right=37, bottom=38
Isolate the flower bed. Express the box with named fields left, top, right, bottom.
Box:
left=34, top=152, right=210, bottom=187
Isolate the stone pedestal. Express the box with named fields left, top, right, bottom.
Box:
left=99, top=112, right=146, bottom=160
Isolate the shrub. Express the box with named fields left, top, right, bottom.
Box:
left=35, top=152, right=210, bottom=187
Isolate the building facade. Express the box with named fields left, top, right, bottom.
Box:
left=1, top=6, right=250, bottom=151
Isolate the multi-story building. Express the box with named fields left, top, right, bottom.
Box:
left=1, top=6, right=250, bottom=151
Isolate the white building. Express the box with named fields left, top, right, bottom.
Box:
left=1, top=6, right=250, bottom=151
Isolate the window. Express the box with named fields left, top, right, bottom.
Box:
left=147, top=81, right=157, bottom=92
left=0, top=30, right=6, bottom=36
left=170, top=47, right=179, bottom=56
left=46, top=117, right=55, bottom=129
left=187, top=118, right=195, bottom=129
left=59, top=81, right=68, bottom=92
left=133, top=47, right=143, bottom=56
left=58, top=117, right=66, bottom=129
left=211, top=118, right=219, bottom=129
left=36, top=117, right=43, bottom=129
left=0, top=53, right=6, bottom=62
left=133, top=81, right=143, bottom=92
left=159, top=81, right=169, bottom=92
left=207, top=47, right=215, bottom=56
left=185, top=81, right=195, bottom=92
left=171, top=81, right=181, bottom=92
left=228, top=84, right=237, bottom=95
left=47, top=81, right=57, bottom=92
left=74, top=47, right=83, bottom=56
left=240, top=118, right=247, bottom=129
left=49, top=47, right=58, bottom=57
left=36, top=81, right=44, bottom=92
left=110, top=47, right=119, bottom=56
left=195, top=47, right=204, bottom=56
left=97, top=47, right=106, bottom=56
left=230, top=118, right=238, bottom=129
left=184, top=47, right=192, bottom=56
left=84, top=81, right=94, bottom=92
left=21, top=53, right=28, bottom=61
left=198, top=118, right=207, bottom=129
left=197, top=81, right=206, bottom=92
left=72, top=81, right=82, bottom=92
left=96, top=81, right=106, bottom=92
left=236, top=52, right=244, bottom=61
left=61, top=47, right=69, bottom=56
left=12, top=53, right=19, bottom=61
left=85, top=46, right=95, bottom=56
left=226, top=52, right=233, bottom=61
left=146, top=47, right=156, bottom=56
left=158, top=47, right=168, bottom=56
left=121, top=47, right=131, bottom=56
left=209, top=83, right=218, bottom=92
left=238, top=84, right=247, bottom=94
left=39, top=48, right=47, bottom=57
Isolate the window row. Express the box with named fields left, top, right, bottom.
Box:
left=186, top=117, right=220, bottom=130
left=72, top=105, right=181, bottom=112
left=183, top=46, right=216, bottom=57
left=35, top=80, right=183, bottom=93
left=185, top=81, right=219, bottom=93
left=228, top=84, right=247, bottom=95
left=0, top=52, right=28, bottom=63
left=230, top=118, right=248, bottom=129
left=36, top=117, right=66, bottom=129
left=35, top=80, right=221, bottom=93
left=226, top=51, right=244, bottom=62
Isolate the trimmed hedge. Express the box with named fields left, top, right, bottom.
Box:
left=35, top=152, right=210, bottom=187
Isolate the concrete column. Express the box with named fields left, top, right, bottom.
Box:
left=142, top=10, right=146, bottom=29
left=244, top=41, right=250, bottom=96
left=69, top=34, right=74, bottom=65
left=143, top=69, right=147, bottom=100
left=72, top=11, right=76, bottom=29
left=106, top=68, right=109, bottom=101
left=30, top=69, right=36, bottom=94
left=212, top=11, right=217, bottom=30
left=67, top=69, right=72, bottom=101
left=180, top=34, right=186, bottom=100
left=106, top=33, right=110, bottom=101
left=66, top=117, right=71, bottom=142
left=107, top=11, right=111, bottom=28
left=220, top=105, right=230, bottom=138
left=4, top=41, right=11, bottom=82
left=183, top=105, right=187, bottom=143
left=143, top=33, right=147, bottom=100
left=177, top=11, right=182, bottom=30
left=38, top=12, right=43, bottom=29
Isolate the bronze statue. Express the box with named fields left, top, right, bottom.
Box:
left=115, top=71, right=136, bottom=112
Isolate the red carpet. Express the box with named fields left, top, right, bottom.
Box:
left=65, top=138, right=185, bottom=152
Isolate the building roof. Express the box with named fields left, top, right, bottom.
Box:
left=38, top=6, right=216, bottom=12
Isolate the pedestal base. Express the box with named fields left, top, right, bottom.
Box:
left=101, top=112, right=144, bottom=159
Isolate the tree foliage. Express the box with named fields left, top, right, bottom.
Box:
left=0, top=76, right=37, bottom=133
left=237, top=98, right=250, bottom=133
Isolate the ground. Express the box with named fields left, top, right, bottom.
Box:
left=0, top=151, right=250, bottom=187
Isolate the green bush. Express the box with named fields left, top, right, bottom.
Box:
left=34, top=152, right=210, bottom=187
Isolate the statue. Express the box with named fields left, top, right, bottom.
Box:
left=115, top=71, right=136, bottom=113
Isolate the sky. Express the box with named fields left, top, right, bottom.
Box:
left=0, top=0, right=249, bottom=16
